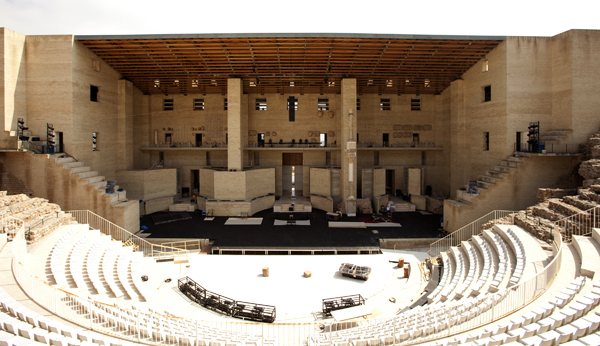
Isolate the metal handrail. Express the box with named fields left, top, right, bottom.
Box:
left=429, top=210, right=516, bottom=257
left=553, top=205, right=600, bottom=239
left=68, top=210, right=189, bottom=261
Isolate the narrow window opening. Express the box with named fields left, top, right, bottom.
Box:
left=484, top=132, right=490, bottom=151
left=482, top=59, right=489, bottom=72
left=380, top=98, right=391, bottom=111
left=483, top=85, right=491, bottom=102
left=92, top=132, right=97, bottom=151
left=90, top=85, right=99, bottom=102
left=193, top=98, right=205, bottom=111
left=255, top=98, right=267, bottom=111
left=224, top=98, right=228, bottom=110
left=356, top=99, right=361, bottom=111
left=411, top=98, right=421, bottom=111
left=163, top=99, right=174, bottom=111
left=318, top=98, right=329, bottom=111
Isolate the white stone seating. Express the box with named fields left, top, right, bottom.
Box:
left=471, top=235, right=493, bottom=296
left=130, top=253, right=150, bottom=302
left=85, top=238, right=110, bottom=295
left=441, top=247, right=464, bottom=301
left=428, top=252, right=452, bottom=303
left=100, top=244, right=125, bottom=299
left=549, top=277, right=586, bottom=309
left=455, top=241, right=478, bottom=299
left=68, top=231, right=101, bottom=289
left=0, top=287, right=135, bottom=346
left=493, top=226, right=526, bottom=286
left=483, top=230, right=510, bottom=291
left=116, top=250, right=139, bottom=300
left=49, top=225, right=87, bottom=286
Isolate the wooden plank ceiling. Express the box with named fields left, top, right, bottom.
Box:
left=78, top=35, right=503, bottom=95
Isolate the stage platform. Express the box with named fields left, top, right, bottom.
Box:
left=273, top=191, right=312, bottom=212
left=210, top=245, right=381, bottom=255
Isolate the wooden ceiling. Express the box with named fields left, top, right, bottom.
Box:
left=77, top=34, right=504, bottom=95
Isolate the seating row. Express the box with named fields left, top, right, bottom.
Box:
left=455, top=241, right=478, bottom=299
left=485, top=230, right=510, bottom=291
left=471, top=235, right=493, bottom=296
left=440, top=247, right=464, bottom=301
left=428, top=252, right=452, bottom=303
left=0, top=286, right=136, bottom=346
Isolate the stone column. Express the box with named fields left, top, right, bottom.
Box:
left=340, top=79, right=358, bottom=208
left=117, top=79, right=134, bottom=170
left=449, top=79, right=467, bottom=196
left=227, top=78, right=246, bottom=171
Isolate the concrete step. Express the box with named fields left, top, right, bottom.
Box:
left=498, top=160, right=519, bottom=168
left=77, top=170, right=98, bottom=179
left=63, top=161, right=85, bottom=169
left=492, top=165, right=514, bottom=173
left=93, top=181, right=108, bottom=190
left=478, top=175, right=501, bottom=184
left=55, top=157, right=74, bottom=164
left=487, top=170, right=508, bottom=178
left=506, top=156, right=524, bottom=163
left=83, top=175, right=105, bottom=185
left=70, top=166, right=91, bottom=174
left=476, top=180, right=493, bottom=189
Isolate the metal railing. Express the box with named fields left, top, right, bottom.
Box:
left=514, top=142, right=579, bottom=154
left=68, top=210, right=189, bottom=262
left=159, top=239, right=205, bottom=252
left=143, top=142, right=228, bottom=149
left=554, top=205, right=600, bottom=238
left=357, top=141, right=440, bottom=149
left=429, top=210, right=516, bottom=257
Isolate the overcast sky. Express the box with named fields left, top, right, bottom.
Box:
left=0, top=0, right=598, bottom=37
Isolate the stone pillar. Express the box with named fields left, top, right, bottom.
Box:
left=340, top=79, right=358, bottom=206
left=449, top=79, right=467, bottom=197
left=227, top=78, right=246, bottom=171
left=117, top=79, right=134, bottom=170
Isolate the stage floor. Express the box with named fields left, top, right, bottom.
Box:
left=158, top=249, right=430, bottom=322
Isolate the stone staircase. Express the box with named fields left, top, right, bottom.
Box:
left=456, top=155, right=526, bottom=204
left=52, top=154, right=127, bottom=204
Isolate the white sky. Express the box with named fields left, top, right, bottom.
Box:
left=0, top=0, right=598, bottom=37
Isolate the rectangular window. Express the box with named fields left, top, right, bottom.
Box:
left=484, top=132, right=490, bottom=151
left=482, top=59, right=489, bottom=72
left=90, top=85, right=99, bottom=102
left=483, top=85, right=491, bottom=102
left=193, top=98, right=205, bottom=111
left=411, top=98, right=421, bottom=111
left=318, top=98, right=329, bottom=111
left=287, top=97, right=298, bottom=111
left=163, top=99, right=174, bottom=111
left=255, top=98, right=267, bottom=111
left=356, top=99, right=361, bottom=111
left=224, top=98, right=228, bottom=110
left=380, top=98, right=391, bottom=111
left=92, top=132, right=97, bottom=151
left=92, top=60, right=100, bottom=72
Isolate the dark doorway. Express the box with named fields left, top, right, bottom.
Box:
left=516, top=132, right=522, bottom=152
left=56, top=132, right=63, bottom=153
left=383, top=133, right=389, bottom=147
left=165, top=133, right=172, bottom=145
left=412, top=133, right=419, bottom=146
left=258, top=133, right=265, bottom=147
left=195, top=133, right=202, bottom=147
left=385, top=169, right=395, bottom=195
left=191, top=169, right=199, bottom=192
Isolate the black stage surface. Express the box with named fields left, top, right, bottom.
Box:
left=140, top=209, right=443, bottom=249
